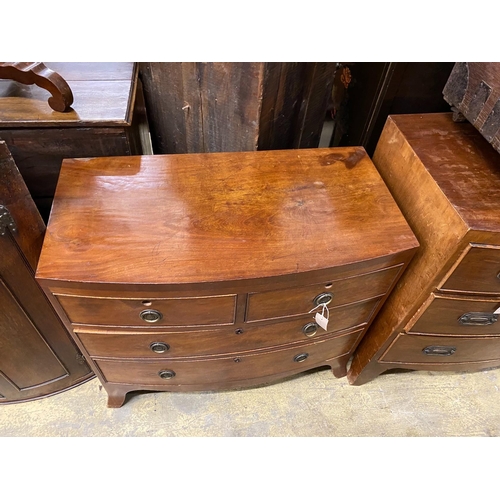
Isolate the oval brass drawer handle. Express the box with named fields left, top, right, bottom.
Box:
left=158, top=369, right=176, bottom=379
left=423, top=345, right=456, bottom=356
left=150, top=342, right=170, bottom=353
left=302, top=322, right=318, bottom=337
left=140, top=309, right=163, bottom=323
left=458, top=312, right=498, bottom=326
left=294, top=353, right=309, bottom=363
left=313, top=292, right=333, bottom=306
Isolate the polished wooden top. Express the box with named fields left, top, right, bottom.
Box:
left=388, top=113, right=500, bottom=233
left=0, top=62, right=136, bottom=127
left=36, top=148, right=418, bottom=285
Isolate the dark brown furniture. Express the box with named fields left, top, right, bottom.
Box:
left=349, top=113, right=500, bottom=385
left=0, top=62, right=151, bottom=221
left=329, top=62, right=455, bottom=155
left=0, top=142, right=93, bottom=404
left=443, top=62, right=500, bottom=154
left=36, top=148, right=418, bottom=407
left=0, top=62, right=73, bottom=112
left=139, top=62, right=336, bottom=154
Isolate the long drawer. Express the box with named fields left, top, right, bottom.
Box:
left=379, top=333, right=500, bottom=365
left=55, top=293, right=237, bottom=327
left=440, top=244, right=500, bottom=295
left=409, top=294, right=500, bottom=336
left=77, top=296, right=379, bottom=357
left=246, top=265, right=401, bottom=322
left=94, top=328, right=363, bottom=386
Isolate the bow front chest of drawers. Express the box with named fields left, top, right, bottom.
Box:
left=36, top=148, right=418, bottom=407
left=349, top=113, right=500, bottom=385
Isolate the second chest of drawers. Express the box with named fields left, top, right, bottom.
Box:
left=36, top=148, right=418, bottom=407
left=349, top=113, right=500, bottom=385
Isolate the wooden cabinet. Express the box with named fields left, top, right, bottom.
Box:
left=349, top=113, right=500, bottom=385
left=36, top=148, right=418, bottom=407
left=0, top=62, right=151, bottom=221
left=0, top=142, right=93, bottom=404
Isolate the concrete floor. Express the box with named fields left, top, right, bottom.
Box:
left=2, top=365, right=500, bottom=436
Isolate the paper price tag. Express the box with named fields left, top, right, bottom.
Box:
left=494, top=306, right=500, bottom=315
left=315, top=311, right=329, bottom=331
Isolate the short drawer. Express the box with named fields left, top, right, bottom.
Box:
left=55, top=293, right=237, bottom=327
left=440, top=245, right=500, bottom=295
left=409, top=295, right=500, bottom=336
left=77, top=296, right=379, bottom=357
left=379, top=333, right=500, bottom=364
left=93, top=328, right=363, bottom=385
left=246, top=265, right=401, bottom=322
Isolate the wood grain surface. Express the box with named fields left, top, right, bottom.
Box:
left=36, top=148, right=418, bottom=285
left=139, top=62, right=336, bottom=154
left=388, top=113, right=500, bottom=232
left=348, top=113, right=500, bottom=385
left=0, top=62, right=136, bottom=126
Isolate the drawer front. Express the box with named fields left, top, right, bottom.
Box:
left=440, top=245, right=500, bottom=295
left=380, top=333, right=500, bottom=364
left=77, top=296, right=379, bottom=357
left=55, top=293, right=237, bottom=327
left=246, top=265, right=401, bottom=322
left=94, top=329, right=363, bottom=385
left=409, top=295, right=500, bottom=336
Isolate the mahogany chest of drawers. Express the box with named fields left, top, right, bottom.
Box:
left=36, top=148, right=418, bottom=407
left=349, top=113, right=500, bottom=385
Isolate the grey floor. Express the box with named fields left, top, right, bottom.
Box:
left=2, top=364, right=500, bottom=437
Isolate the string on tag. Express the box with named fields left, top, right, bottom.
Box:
left=309, top=303, right=329, bottom=331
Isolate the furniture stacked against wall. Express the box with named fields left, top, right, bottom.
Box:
left=348, top=113, right=500, bottom=384
left=0, top=142, right=93, bottom=404
left=0, top=62, right=151, bottom=222
left=328, top=62, right=455, bottom=155
left=443, top=62, right=500, bottom=154
left=139, top=62, right=337, bottom=154
left=4, top=61, right=500, bottom=405
left=36, top=148, right=418, bottom=406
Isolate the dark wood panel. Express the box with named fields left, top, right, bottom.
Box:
left=0, top=277, right=68, bottom=389
left=443, top=62, right=500, bottom=154
left=0, top=143, right=93, bottom=403
left=0, top=142, right=45, bottom=269
left=330, top=62, right=454, bottom=155
left=0, top=128, right=131, bottom=199
left=140, top=62, right=336, bottom=154
left=139, top=62, right=264, bottom=154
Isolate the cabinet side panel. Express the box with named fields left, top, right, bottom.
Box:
left=349, top=117, right=469, bottom=380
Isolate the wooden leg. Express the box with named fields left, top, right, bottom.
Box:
left=347, top=358, right=388, bottom=386
left=106, top=386, right=129, bottom=408
left=330, top=354, right=350, bottom=378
